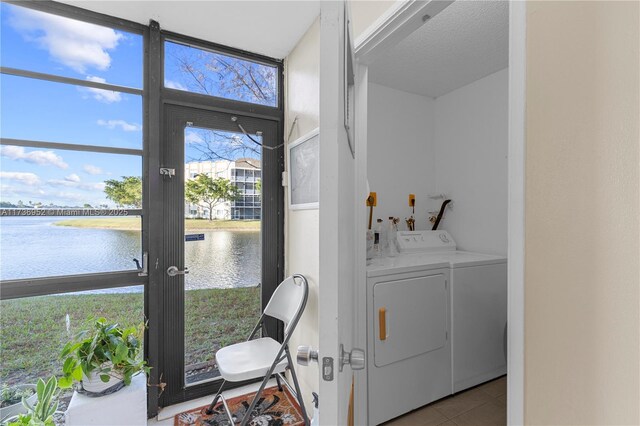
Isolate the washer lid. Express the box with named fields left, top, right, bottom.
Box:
left=396, top=230, right=457, bottom=253
left=439, top=251, right=507, bottom=268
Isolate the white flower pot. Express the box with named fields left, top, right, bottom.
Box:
left=81, top=369, right=124, bottom=394
left=0, top=384, right=37, bottom=421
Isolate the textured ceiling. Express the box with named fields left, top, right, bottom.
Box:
left=58, top=1, right=320, bottom=59
left=369, top=0, right=509, bottom=98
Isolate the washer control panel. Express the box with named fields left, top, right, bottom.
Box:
left=396, top=230, right=457, bottom=253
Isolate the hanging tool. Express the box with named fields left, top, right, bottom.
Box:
left=432, top=199, right=452, bottom=230
left=409, top=194, right=415, bottom=215
left=366, top=192, right=377, bottom=229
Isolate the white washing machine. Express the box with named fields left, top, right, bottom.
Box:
left=366, top=230, right=507, bottom=425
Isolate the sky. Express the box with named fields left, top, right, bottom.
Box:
left=0, top=2, right=143, bottom=207
left=0, top=2, right=268, bottom=207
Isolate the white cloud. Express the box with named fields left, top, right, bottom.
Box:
left=47, top=179, right=104, bottom=192
left=0, top=171, right=41, bottom=186
left=65, top=173, right=81, bottom=182
left=8, top=7, right=122, bottom=73
left=83, top=164, right=103, bottom=175
left=97, top=119, right=141, bottom=132
left=0, top=146, right=68, bottom=169
left=0, top=184, right=46, bottom=197
left=165, top=79, right=187, bottom=91
left=185, top=131, right=204, bottom=144
left=82, top=76, right=122, bottom=103
left=51, top=191, right=86, bottom=202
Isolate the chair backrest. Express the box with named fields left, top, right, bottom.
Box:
left=264, top=274, right=308, bottom=337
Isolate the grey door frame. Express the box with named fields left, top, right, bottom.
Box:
left=146, top=23, right=285, bottom=415
left=156, top=104, right=284, bottom=408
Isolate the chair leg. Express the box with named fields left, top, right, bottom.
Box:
left=205, top=380, right=226, bottom=415
left=286, top=347, right=310, bottom=426
left=275, top=373, right=283, bottom=391
left=239, top=374, right=271, bottom=426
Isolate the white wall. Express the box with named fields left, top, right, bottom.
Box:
left=434, top=69, right=508, bottom=255
left=367, top=83, right=437, bottom=229
left=524, top=2, right=639, bottom=424
left=367, top=69, right=508, bottom=255
left=284, top=17, right=320, bottom=411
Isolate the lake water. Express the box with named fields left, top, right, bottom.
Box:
left=0, top=217, right=261, bottom=291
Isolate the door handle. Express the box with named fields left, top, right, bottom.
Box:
left=296, top=345, right=319, bottom=366
left=339, top=344, right=365, bottom=372
left=134, top=252, right=148, bottom=277
left=167, top=266, right=189, bottom=276
left=379, top=307, right=387, bottom=341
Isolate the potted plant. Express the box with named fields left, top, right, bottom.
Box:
left=6, top=376, right=58, bottom=426
left=1, top=384, right=37, bottom=421
left=59, top=318, right=149, bottom=395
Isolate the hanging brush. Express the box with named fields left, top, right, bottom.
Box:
left=366, top=192, right=377, bottom=229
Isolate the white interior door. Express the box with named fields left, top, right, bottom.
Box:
left=318, top=1, right=364, bottom=424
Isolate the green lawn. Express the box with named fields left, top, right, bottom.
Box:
left=53, top=218, right=260, bottom=231
left=0, top=287, right=260, bottom=387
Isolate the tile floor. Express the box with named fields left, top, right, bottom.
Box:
left=382, top=376, right=507, bottom=426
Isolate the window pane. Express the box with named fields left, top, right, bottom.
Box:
left=0, top=287, right=144, bottom=407
left=1, top=75, right=142, bottom=149
left=0, top=2, right=143, bottom=88
left=0, top=147, right=142, bottom=280
left=164, top=41, right=278, bottom=107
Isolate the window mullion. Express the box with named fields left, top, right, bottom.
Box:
left=0, top=271, right=145, bottom=300
left=0, top=67, right=143, bottom=96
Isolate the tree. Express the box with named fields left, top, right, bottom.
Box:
left=185, top=174, right=240, bottom=221
left=104, top=176, right=142, bottom=208
left=186, top=129, right=262, bottom=167
left=168, top=46, right=276, bottom=106
left=167, top=46, right=274, bottom=163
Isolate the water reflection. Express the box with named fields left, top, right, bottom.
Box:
left=0, top=217, right=261, bottom=290
left=185, top=230, right=260, bottom=289
left=0, top=217, right=141, bottom=280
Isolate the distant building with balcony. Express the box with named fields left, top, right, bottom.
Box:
left=185, top=158, right=261, bottom=220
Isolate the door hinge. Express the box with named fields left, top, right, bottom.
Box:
left=446, top=331, right=449, bottom=340
left=282, top=171, right=288, bottom=187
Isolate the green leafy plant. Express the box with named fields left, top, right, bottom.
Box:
left=8, top=377, right=58, bottom=426
left=1, top=386, right=35, bottom=408
left=59, top=318, right=149, bottom=389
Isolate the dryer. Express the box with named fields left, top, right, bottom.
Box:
left=366, top=230, right=507, bottom=424
left=367, top=256, right=451, bottom=425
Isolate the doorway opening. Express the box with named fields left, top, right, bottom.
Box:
left=155, top=32, right=285, bottom=409
left=158, top=105, right=283, bottom=408
left=356, top=1, right=511, bottom=424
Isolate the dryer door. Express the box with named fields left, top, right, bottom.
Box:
left=374, top=272, right=448, bottom=367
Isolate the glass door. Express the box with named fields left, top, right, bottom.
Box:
left=159, top=105, right=283, bottom=406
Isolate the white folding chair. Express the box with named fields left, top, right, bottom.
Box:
left=205, top=274, right=309, bottom=426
